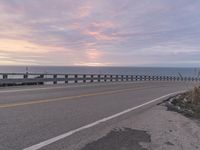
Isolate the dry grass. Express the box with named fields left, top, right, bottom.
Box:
left=191, top=86, right=200, bottom=105
left=166, top=86, right=200, bottom=119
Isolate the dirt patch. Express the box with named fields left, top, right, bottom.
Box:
left=165, top=141, right=174, bottom=146
left=80, top=128, right=151, bottom=150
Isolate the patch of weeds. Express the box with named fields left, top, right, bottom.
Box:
left=166, top=86, right=200, bottom=120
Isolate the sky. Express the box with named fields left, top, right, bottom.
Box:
left=0, top=0, right=200, bottom=67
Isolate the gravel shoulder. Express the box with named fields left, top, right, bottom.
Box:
left=78, top=104, right=200, bottom=150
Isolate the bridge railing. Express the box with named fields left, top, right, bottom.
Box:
left=0, top=73, right=199, bottom=86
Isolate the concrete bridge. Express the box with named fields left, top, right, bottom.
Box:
left=0, top=73, right=199, bottom=150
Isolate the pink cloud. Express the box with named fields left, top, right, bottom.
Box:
left=84, top=30, right=116, bottom=41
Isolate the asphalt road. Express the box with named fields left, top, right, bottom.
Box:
left=0, top=81, right=195, bottom=150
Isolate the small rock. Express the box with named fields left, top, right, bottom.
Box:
left=169, top=129, right=173, bottom=132
left=183, top=98, right=188, bottom=103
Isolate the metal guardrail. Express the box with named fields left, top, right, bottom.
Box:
left=0, top=73, right=199, bottom=86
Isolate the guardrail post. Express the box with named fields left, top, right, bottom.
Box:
left=98, top=75, right=101, bottom=82
left=83, top=75, right=86, bottom=83
left=104, top=75, right=107, bottom=82
left=126, top=75, right=128, bottom=81
left=155, top=76, right=158, bottom=81
left=131, top=75, right=133, bottom=81
left=24, top=74, right=28, bottom=79
left=135, top=75, right=137, bottom=81
left=121, top=75, right=123, bottom=81
left=3, top=74, right=8, bottom=79
left=147, top=76, right=150, bottom=81
left=140, top=76, right=143, bottom=81
left=116, top=75, right=119, bottom=82
left=75, top=75, right=78, bottom=83
left=90, top=75, right=94, bottom=82
left=53, top=75, right=57, bottom=84
left=23, top=74, right=28, bottom=85
left=65, top=75, right=68, bottom=83
left=39, top=74, right=44, bottom=85
left=2, top=74, right=8, bottom=86
left=110, top=75, right=113, bottom=82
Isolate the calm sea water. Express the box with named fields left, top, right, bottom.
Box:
left=0, top=66, right=199, bottom=77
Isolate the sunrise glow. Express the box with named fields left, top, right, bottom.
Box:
left=0, top=0, right=200, bottom=67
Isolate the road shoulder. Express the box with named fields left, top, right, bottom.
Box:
left=78, top=104, right=200, bottom=150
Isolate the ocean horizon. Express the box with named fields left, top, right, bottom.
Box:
left=0, top=66, right=199, bottom=77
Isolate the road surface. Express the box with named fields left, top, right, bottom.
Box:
left=0, top=81, right=194, bottom=150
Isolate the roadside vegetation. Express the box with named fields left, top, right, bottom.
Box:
left=167, top=86, right=200, bottom=119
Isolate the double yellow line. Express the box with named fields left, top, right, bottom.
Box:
left=0, top=85, right=165, bottom=109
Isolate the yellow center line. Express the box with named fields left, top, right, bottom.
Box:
left=0, top=85, right=168, bottom=108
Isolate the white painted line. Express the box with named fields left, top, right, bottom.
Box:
left=0, top=81, right=150, bottom=93
left=23, top=90, right=185, bottom=150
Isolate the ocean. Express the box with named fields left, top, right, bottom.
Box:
left=0, top=66, right=199, bottom=77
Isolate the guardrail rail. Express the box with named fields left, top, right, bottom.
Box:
left=0, top=73, right=199, bottom=86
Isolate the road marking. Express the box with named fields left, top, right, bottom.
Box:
left=0, top=81, right=165, bottom=93
left=23, top=90, right=185, bottom=150
left=0, top=85, right=164, bottom=108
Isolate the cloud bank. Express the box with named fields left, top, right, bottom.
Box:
left=0, top=0, right=200, bottom=66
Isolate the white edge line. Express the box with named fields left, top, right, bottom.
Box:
left=23, top=90, right=185, bottom=150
